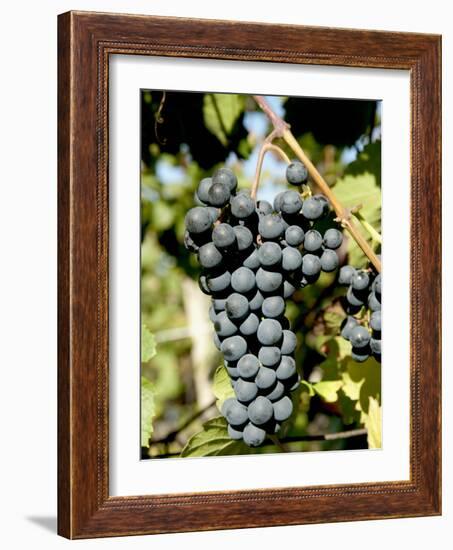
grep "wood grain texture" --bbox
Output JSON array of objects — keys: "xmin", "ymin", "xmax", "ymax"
[{"xmin": 57, "ymin": 10, "xmax": 442, "ymax": 539}]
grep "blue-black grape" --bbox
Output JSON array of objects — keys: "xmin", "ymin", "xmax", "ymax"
[
  {"xmin": 257, "ymin": 318, "xmax": 283, "ymax": 345},
  {"xmin": 248, "ymin": 396, "xmax": 274, "ymax": 425},
  {"xmin": 221, "ymin": 398, "xmax": 248, "ymax": 427},
  {"xmin": 256, "ymin": 268, "xmax": 283, "ymax": 293},
  {"xmin": 243, "ymin": 423, "xmax": 266, "ymax": 447},
  {"xmin": 301, "ymin": 197, "xmax": 324, "ymax": 220},
  {"xmin": 273, "ymin": 396, "xmax": 293, "ymax": 422},
  {"xmin": 231, "ymin": 193, "xmax": 255, "ymax": 219},
  {"xmin": 235, "ymin": 378, "xmax": 259, "ymax": 404},
  {"xmin": 320, "ymin": 249, "xmax": 339, "ymax": 272},
  {"xmin": 258, "ymin": 241, "xmax": 282, "ymax": 267},
  {"xmin": 233, "ymin": 225, "xmax": 253, "ymax": 251},
  {"xmin": 237, "ymin": 354, "xmax": 260, "ymax": 379},
  {"xmin": 258, "ymin": 214, "xmax": 285, "ymax": 240},
  {"xmin": 275, "ymin": 356, "xmax": 296, "ymax": 381},
  {"xmin": 198, "ymin": 242, "xmax": 223, "ymax": 269},
  {"xmin": 286, "ymin": 160, "xmax": 308, "ymax": 185},
  {"xmin": 255, "ymin": 366, "xmax": 277, "ymax": 390},
  {"xmin": 323, "ymin": 228, "xmax": 343, "ymax": 249},
  {"xmin": 302, "ymin": 254, "xmax": 321, "ymax": 276},
  {"xmin": 212, "ymin": 167, "xmax": 237, "ymax": 193},
  {"xmin": 349, "ymin": 325, "xmax": 371, "ymax": 348},
  {"xmin": 231, "ymin": 266, "xmax": 256, "ymax": 293},
  {"xmin": 285, "ymin": 225, "xmax": 305, "ymax": 246},
  {"xmin": 196, "ymin": 177, "xmax": 213, "ymax": 204},
  {"xmin": 212, "ymin": 223, "xmax": 235, "ymax": 249},
  {"xmin": 258, "ymin": 346, "xmax": 281, "ymax": 367},
  {"xmin": 206, "ymin": 270, "xmax": 231, "ymax": 293},
  {"xmin": 185, "ymin": 206, "xmax": 212, "ymax": 234},
  {"xmin": 282, "ymin": 247, "xmax": 302, "ymax": 272},
  {"xmin": 280, "ymin": 190, "xmax": 303, "ymax": 215},
  {"xmin": 262, "ymin": 296, "xmax": 285, "ymax": 318},
  {"xmin": 225, "ymin": 293, "xmax": 249, "ymax": 320},
  {"xmin": 281, "ymin": 330, "xmax": 297, "ymax": 355},
  {"xmin": 238, "ymin": 313, "xmax": 259, "ymax": 336},
  {"xmin": 214, "ymin": 311, "xmax": 238, "ymax": 338},
  {"xmin": 221, "ymin": 335, "xmax": 247, "ymax": 361},
  {"xmin": 304, "ymin": 230, "xmax": 323, "ymax": 252},
  {"xmin": 208, "ymin": 181, "xmax": 230, "ymax": 207}
]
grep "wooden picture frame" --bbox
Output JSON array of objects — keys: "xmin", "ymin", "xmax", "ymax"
[{"xmin": 58, "ymin": 10, "xmax": 442, "ymax": 539}]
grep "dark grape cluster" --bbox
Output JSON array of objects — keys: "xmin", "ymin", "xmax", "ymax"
[
  {"xmin": 338, "ymin": 265, "xmax": 381, "ymax": 363},
  {"xmin": 184, "ymin": 162, "xmax": 345, "ymax": 447}
]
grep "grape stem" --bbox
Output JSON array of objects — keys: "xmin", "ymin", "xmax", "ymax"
[
  {"xmin": 251, "ymin": 131, "xmax": 290, "ymax": 199},
  {"xmin": 252, "ymin": 95, "xmax": 382, "ymax": 273}
]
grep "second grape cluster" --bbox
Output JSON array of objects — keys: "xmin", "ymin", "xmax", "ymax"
[{"xmin": 184, "ymin": 162, "xmax": 345, "ymax": 447}]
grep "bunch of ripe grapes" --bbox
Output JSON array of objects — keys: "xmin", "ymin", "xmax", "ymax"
[{"xmin": 183, "ymin": 160, "xmax": 376, "ymax": 447}]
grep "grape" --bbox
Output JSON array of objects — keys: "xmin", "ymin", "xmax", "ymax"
[
  {"xmin": 368, "ymin": 291, "xmax": 381, "ymax": 312},
  {"xmin": 212, "ymin": 167, "xmax": 237, "ymax": 193},
  {"xmin": 185, "ymin": 206, "xmax": 212, "ymax": 234},
  {"xmin": 370, "ymin": 310, "xmax": 381, "ymax": 332},
  {"xmin": 255, "ymin": 366, "xmax": 277, "ymax": 390},
  {"xmin": 231, "ymin": 193, "xmax": 255, "ymax": 219},
  {"xmin": 225, "ymin": 363, "xmax": 239, "ymax": 379},
  {"xmin": 196, "ymin": 177, "xmax": 213, "ymax": 204},
  {"xmin": 214, "ymin": 311, "xmax": 238, "ymax": 338},
  {"xmin": 213, "ymin": 332, "xmax": 222, "ymax": 351},
  {"xmin": 373, "ymin": 274, "xmax": 382, "ymax": 295},
  {"xmin": 262, "ymin": 296, "xmax": 285, "ymax": 318},
  {"xmin": 324, "ymin": 228, "xmax": 343, "ymax": 249},
  {"xmin": 281, "ymin": 330, "xmax": 297, "ymax": 355},
  {"xmin": 273, "ymin": 396, "xmax": 294, "ymax": 422},
  {"xmin": 370, "ymin": 338, "xmax": 381, "ymax": 354},
  {"xmin": 273, "ymin": 191, "xmax": 286, "ymax": 213},
  {"xmin": 301, "ymin": 197, "xmax": 324, "ymax": 220},
  {"xmin": 302, "ymin": 254, "xmax": 321, "ymax": 277},
  {"xmin": 349, "ymin": 325, "xmax": 371, "ymax": 348},
  {"xmin": 304, "ymin": 230, "xmax": 323, "ymax": 252},
  {"xmin": 320, "ymin": 249, "xmax": 339, "ymax": 272},
  {"xmin": 198, "ymin": 274, "xmax": 211, "ymax": 295},
  {"xmin": 257, "ymin": 319, "xmax": 283, "ymax": 346},
  {"xmin": 243, "ymin": 247, "xmax": 261, "ymax": 269},
  {"xmin": 258, "ymin": 346, "xmax": 281, "ymax": 367},
  {"xmin": 208, "ymin": 182, "xmax": 230, "ymax": 207},
  {"xmin": 206, "ymin": 270, "xmax": 231, "ymax": 293},
  {"xmin": 338, "ymin": 265, "xmax": 356, "ymax": 285},
  {"xmin": 206, "ymin": 207, "xmax": 220, "ymax": 224},
  {"xmin": 225, "ymin": 293, "xmax": 249, "ymax": 321},
  {"xmin": 283, "ymin": 280, "xmax": 296, "ymax": 299},
  {"xmin": 282, "ymin": 247, "xmax": 302, "ymax": 271},
  {"xmin": 231, "ymin": 266, "xmax": 256, "ymax": 293},
  {"xmin": 221, "ymin": 398, "xmax": 248, "ymax": 427},
  {"xmin": 184, "ymin": 231, "xmax": 199, "ymax": 252},
  {"xmin": 237, "ymin": 354, "xmax": 260, "ymax": 380},
  {"xmin": 276, "ymin": 356, "xmax": 296, "ymax": 381},
  {"xmin": 351, "ymin": 346, "xmax": 370, "ymax": 363},
  {"xmin": 285, "ymin": 225, "xmax": 305, "ymax": 247},
  {"xmin": 249, "ymin": 289, "xmax": 264, "ymax": 311},
  {"xmin": 265, "ymin": 381, "xmax": 285, "ymax": 402},
  {"xmin": 239, "ymin": 313, "xmax": 259, "ymax": 336},
  {"xmin": 212, "ymin": 223, "xmax": 235, "ymax": 249},
  {"xmin": 351, "ymin": 271, "xmax": 370, "ymax": 291},
  {"xmin": 346, "ymin": 286, "xmax": 365, "ymax": 307},
  {"xmin": 256, "ymin": 268, "xmax": 283, "ymax": 293},
  {"xmin": 221, "ymin": 335, "xmax": 247, "ymax": 361},
  {"xmin": 248, "ymin": 396, "xmax": 274, "ymax": 425},
  {"xmin": 198, "ymin": 242, "xmax": 223, "ymax": 269},
  {"xmin": 212, "ymin": 297, "xmax": 226, "ymax": 312},
  {"xmin": 227, "ymin": 424, "xmax": 243, "ymax": 440},
  {"xmin": 233, "ymin": 225, "xmax": 253, "ymax": 251},
  {"xmin": 280, "ymin": 190, "xmax": 303, "ymax": 215},
  {"xmin": 257, "ymin": 200, "xmax": 273, "ymax": 216},
  {"xmin": 258, "ymin": 214, "xmax": 285, "ymax": 240},
  {"xmin": 286, "ymin": 160, "xmax": 308, "ymax": 185},
  {"xmin": 258, "ymin": 241, "xmax": 282, "ymax": 267},
  {"xmin": 209, "ymin": 306, "xmax": 218, "ymax": 323},
  {"xmin": 340, "ymin": 316, "xmax": 358, "ymax": 340},
  {"xmin": 243, "ymin": 423, "xmax": 266, "ymax": 447},
  {"xmin": 235, "ymin": 378, "xmax": 259, "ymax": 404}
]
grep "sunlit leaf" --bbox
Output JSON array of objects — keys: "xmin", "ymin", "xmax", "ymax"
[
  {"xmin": 203, "ymin": 94, "xmax": 245, "ymax": 146},
  {"xmin": 213, "ymin": 365, "xmax": 235, "ymax": 411},
  {"xmin": 141, "ymin": 324, "xmax": 156, "ymax": 363},
  {"xmin": 313, "ymin": 380, "xmax": 343, "ymax": 403},
  {"xmin": 141, "ymin": 376, "xmax": 156, "ymax": 447},
  {"xmin": 181, "ymin": 417, "xmax": 249, "ymax": 457},
  {"xmin": 364, "ymin": 396, "xmax": 382, "ymax": 448},
  {"xmin": 333, "ymin": 172, "xmax": 381, "ymax": 267}
]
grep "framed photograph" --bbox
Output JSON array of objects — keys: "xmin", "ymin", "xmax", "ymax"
[{"xmin": 58, "ymin": 11, "xmax": 441, "ymax": 538}]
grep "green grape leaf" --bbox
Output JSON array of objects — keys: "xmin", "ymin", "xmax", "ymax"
[
  {"xmin": 313, "ymin": 380, "xmax": 343, "ymax": 403},
  {"xmin": 363, "ymin": 396, "xmax": 382, "ymax": 448},
  {"xmin": 342, "ymin": 357, "xmax": 381, "ymax": 414},
  {"xmin": 181, "ymin": 417, "xmax": 249, "ymax": 457},
  {"xmin": 333, "ymin": 172, "xmax": 381, "ymax": 267},
  {"xmin": 203, "ymin": 94, "xmax": 245, "ymax": 146},
  {"xmin": 300, "ymin": 380, "xmax": 315, "ymax": 396},
  {"xmin": 212, "ymin": 365, "xmax": 235, "ymax": 411},
  {"xmin": 141, "ymin": 376, "xmax": 156, "ymax": 447},
  {"xmin": 141, "ymin": 324, "xmax": 156, "ymax": 363}
]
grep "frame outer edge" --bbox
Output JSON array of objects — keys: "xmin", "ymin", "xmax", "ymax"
[{"xmin": 57, "ymin": 11, "xmax": 73, "ymax": 539}]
